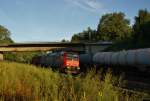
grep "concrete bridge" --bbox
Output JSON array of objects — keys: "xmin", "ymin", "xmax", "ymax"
[{"xmin": 0, "ymin": 42, "xmax": 112, "ymax": 60}]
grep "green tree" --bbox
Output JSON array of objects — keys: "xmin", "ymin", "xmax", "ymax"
[
  {"xmin": 71, "ymin": 34, "xmax": 80, "ymax": 42},
  {"xmin": 71, "ymin": 27, "xmax": 97, "ymax": 42},
  {"xmin": 61, "ymin": 39, "xmax": 69, "ymax": 42},
  {"xmin": 133, "ymin": 9, "xmax": 150, "ymax": 40},
  {"xmin": 0, "ymin": 25, "xmax": 13, "ymax": 44},
  {"xmin": 97, "ymin": 12, "xmax": 132, "ymax": 41}
]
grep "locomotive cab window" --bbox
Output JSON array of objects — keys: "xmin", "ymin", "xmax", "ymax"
[{"xmin": 67, "ymin": 53, "xmax": 79, "ymax": 60}]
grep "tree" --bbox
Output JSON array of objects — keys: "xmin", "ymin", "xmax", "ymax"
[
  {"xmin": 0, "ymin": 25, "xmax": 13, "ymax": 44},
  {"xmin": 71, "ymin": 34, "xmax": 80, "ymax": 42},
  {"xmin": 133, "ymin": 9, "xmax": 150, "ymax": 40},
  {"xmin": 61, "ymin": 39, "xmax": 70, "ymax": 42},
  {"xmin": 71, "ymin": 27, "xmax": 97, "ymax": 42},
  {"xmin": 97, "ymin": 12, "xmax": 132, "ymax": 41}
]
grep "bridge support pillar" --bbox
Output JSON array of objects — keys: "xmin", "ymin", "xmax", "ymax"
[{"xmin": 0, "ymin": 52, "xmax": 4, "ymax": 61}]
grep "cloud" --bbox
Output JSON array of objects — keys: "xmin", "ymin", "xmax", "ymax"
[
  {"xmin": 85, "ymin": 0, "xmax": 102, "ymax": 9},
  {"xmin": 64, "ymin": 0, "xmax": 103, "ymax": 13}
]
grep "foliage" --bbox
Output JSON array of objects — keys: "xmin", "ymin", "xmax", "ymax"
[
  {"xmin": 97, "ymin": 12, "xmax": 132, "ymax": 41},
  {"xmin": 71, "ymin": 12, "xmax": 132, "ymax": 43},
  {"xmin": 0, "ymin": 61, "xmax": 145, "ymax": 101},
  {"xmin": 4, "ymin": 52, "xmax": 43, "ymax": 63},
  {"xmin": 61, "ymin": 39, "xmax": 70, "ymax": 42},
  {"xmin": 0, "ymin": 25, "xmax": 13, "ymax": 44},
  {"xmin": 71, "ymin": 27, "xmax": 97, "ymax": 42},
  {"xmin": 0, "ymin": 25, "xmax": 43, "ymax": 63},
  {"xmin": 105, "ymin": 37, "xmax": 150, "ymax": 51},
  {"xmin": 106, "ymin": 9, "xmax": 150, "ymax": 51},
  {"xmin": 133, "ymin": 9, "xmax": 150, "ymax": 40}
]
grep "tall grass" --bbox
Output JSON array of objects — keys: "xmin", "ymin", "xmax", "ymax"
[{"xmin": 0, "ymin": 61, "xmax": 146, "ymax": 101}]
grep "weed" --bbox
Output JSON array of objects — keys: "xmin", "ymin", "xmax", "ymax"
[{"xmin": 0, "ymin": 61, "xmax": 146, "ymax": 101}]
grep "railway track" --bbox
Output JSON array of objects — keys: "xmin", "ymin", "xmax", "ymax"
[
  {"xmin": 112, "ymin": 68, "xmax": 150, "ymax": 101},
  {"xmin": 113, "ymin": 75, "xmax": 150, "ymax": 100},
  {"xmin": 101, "ymin": 66, "xmax": 150, "ymax": 99},
  {"xmin": 120, "ymin": 71, "xmax": 150, "ymax": 93},
  {"xmin": 118, "ymin": 80, "xmax": 150, "ymax": 94},
  {"xmin": 114, "ymin": 86, "xmax": 150, "ymax": 101}
]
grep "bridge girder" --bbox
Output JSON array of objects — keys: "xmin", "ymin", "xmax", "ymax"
[
  {"xmin": 0, "ymin": 47, "xmax": 84, "ymax": 52},
  {"xmin": 0, "ymin": 42, "xmax": 112, "ymax": 52}
]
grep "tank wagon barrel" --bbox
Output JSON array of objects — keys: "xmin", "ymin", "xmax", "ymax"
[{"xmin": 93, "ymin": 48, "xmax": 150, "ymax": 67}]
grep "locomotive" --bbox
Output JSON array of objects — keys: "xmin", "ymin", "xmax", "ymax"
[{"xmin": 32, "ymin": 51, "xmax": 80, "ymax": 74}]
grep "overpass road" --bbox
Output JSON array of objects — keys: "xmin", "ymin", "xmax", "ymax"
[{"xmin": 0, "ymin": 42, "xmax": 112, "ymax": 60}]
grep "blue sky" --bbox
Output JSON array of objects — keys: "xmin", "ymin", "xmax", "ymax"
[{"xmin": 0, "ymin": 0, "xmax": 150, "ymax": 42}]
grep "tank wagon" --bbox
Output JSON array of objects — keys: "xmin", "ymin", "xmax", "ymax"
[
  {"xmin": 93, "ymin": 48, "xmax": 150, "ymax": 71},
  {"xmin": 79, "ymin": 48, "xmax": 150, "ymax": 72},
  {"xmin": 32, "ymin": 51, "xmax": 80, "ymax": 74}
]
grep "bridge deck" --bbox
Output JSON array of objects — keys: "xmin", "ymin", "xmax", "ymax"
[{"xmin": 0, "ymin": 42, "xmax": 112, "ymax": 52}]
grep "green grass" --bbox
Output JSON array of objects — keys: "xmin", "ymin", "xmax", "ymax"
[{"xmin": 0, "ymin": 61, "xmax": 146, "ymax": 101}]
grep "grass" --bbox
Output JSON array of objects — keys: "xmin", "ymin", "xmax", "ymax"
[{"xmin": 0, "ymin": 61, "xmax": 147, "ymax": 101}]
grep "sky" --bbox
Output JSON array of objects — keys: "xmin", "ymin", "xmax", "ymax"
[{"xmin": 0, "ymin": 0, "xmax": 150, "ymax": 42}]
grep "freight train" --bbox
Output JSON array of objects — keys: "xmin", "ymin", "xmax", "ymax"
[
  {"xmin": 32, "ymin": 51, "xmax": 80, "ymax": 74},
  {"xmin": 32, "ymin": 48, "xmax": 150, "ymax": 74}
]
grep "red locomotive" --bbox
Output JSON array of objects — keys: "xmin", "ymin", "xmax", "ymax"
[{"xmin": 32, "ymin": 51, "xmax": 80, "ymax": 74}]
